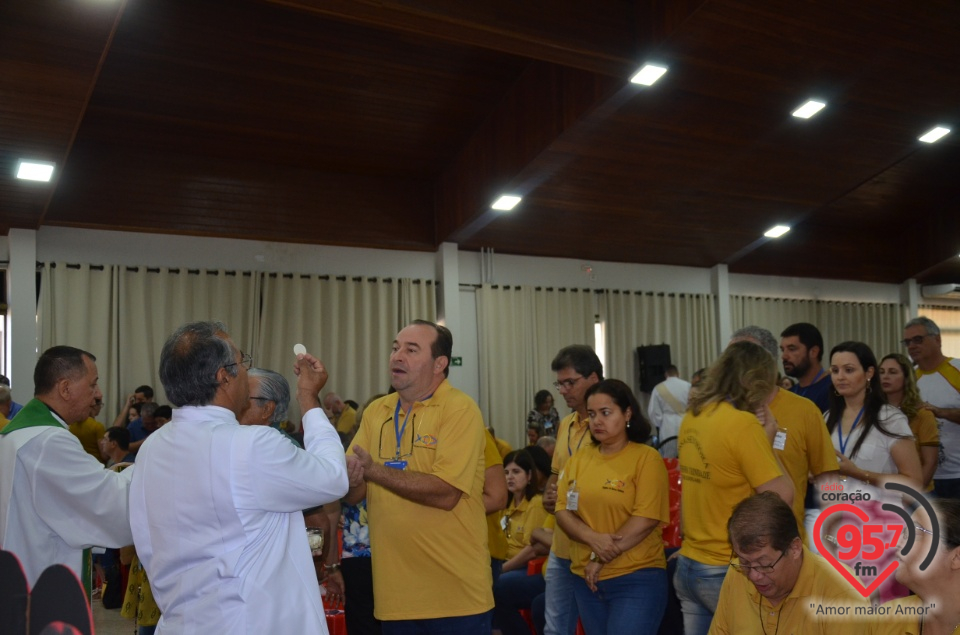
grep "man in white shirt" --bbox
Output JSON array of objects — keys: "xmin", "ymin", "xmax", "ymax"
[
  {"xmin": 129, "ymin": 321, "xmax": 349, "ymax": 634},
  {"xmin": 648, "ymin": 364, "xmax": 691, "ymax": 458},
  {"xmin": 904, "ymin": 316, "xmax": 960, "ymax": 499},
  {"xmin": 0, "ymin": 346, "xmax": 133, "ymax": 587}
]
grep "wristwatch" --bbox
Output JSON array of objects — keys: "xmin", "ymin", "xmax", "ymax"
[
  {"xmin": 589, "ymin": 551, "xmax": 600, "ymax": 563},
  {"xmin": 325, "ymin": 563, "xmax": 341, "ymax": 573}
]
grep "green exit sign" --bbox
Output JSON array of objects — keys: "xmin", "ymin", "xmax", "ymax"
[{"xmin": 451, "ymin": 356, "xmax": 463, "ymax": 367}]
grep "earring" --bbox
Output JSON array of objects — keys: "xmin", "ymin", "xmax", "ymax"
[{"xmin": 833, "ymin": 388, "xmax": 840, "ymax": 397}]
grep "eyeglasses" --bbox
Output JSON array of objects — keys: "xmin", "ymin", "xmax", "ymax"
[
  {"xmin": 249, "ymin": 396, "xmax": 270, "ymax": 403},
  {"xmin": 553, "ymin": 376, "xmax": 583, "ymax": 391},
  {"xmin": 729, "ymin": 550, "xmax": 785, "ymax": 575},
  {"xmin": 914, "ymin": 523, "xmax": 934, "ymax": 537},
  {"xmin": 225, "ymin": 352, "xmax": 253, "ymax": 371},
  {"xmin": 379, "ymin": 415, "xmax": 415, "ymax": 460},
  {"xmin": 901, "ymin": 334, "xmax": 931, "ymax": 347}
]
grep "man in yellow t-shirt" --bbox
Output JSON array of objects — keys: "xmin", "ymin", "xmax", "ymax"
[
  {"xmin": 543, "ymin": 344, "xmax": 602, "ymax": 635},
  {"xmin": 68, "ymin": 399, "xmax": 107, "ymax": 463},
  {"xmin": 730, "ymin": 327, "xmax": 840, "ymax": 545},
  {"xmin": 710, "ymin": 492, "xmax": 867, "ymax": 635},
  {"xmin": 346, "ymin": 321, "xmax": 492, "ymax": 632},
  {"xmin": 323, "ymin": 392, "xmax": 357, "ymax": 435}
]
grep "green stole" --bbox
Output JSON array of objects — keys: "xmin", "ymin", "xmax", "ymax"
[{"xmin": 0, "ymin": 399, "xmax": 93, "ymax": 599}]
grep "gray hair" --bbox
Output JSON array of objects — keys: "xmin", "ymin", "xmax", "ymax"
[
  {"xmin": 730, "ymin": 325, "xmax": 779, "ymax": 360},
  {"xmin": 140, "ymin": 402, "xmax": 159, "ymax": 418},
  {"xmin": 904, "ymin": 316, "xmax": 940, "ymax": 336},
  {"xmin": 160, "ymin": 321, "xmax": 236, "ymax": 407},
  {"xmin": 537, "ymin": 436, "xmax": 557, "ymax": 452},
  {"xmin": 248, "ymin": 368, "xmax": 290, "ymax": 425}
]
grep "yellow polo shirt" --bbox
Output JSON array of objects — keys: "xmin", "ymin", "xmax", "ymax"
[
  {"xmin": 503, "ymin": 494, "xmax": 547, "ymax": 560},
  {"xmin": 710, "ymin": 546, "xmax": 867, "ymax": 634},
  {"xmin": 348, "ymin": 380, "xmax": 492, "ymax": 620},
  {"xmin": 550, "ymin": 411, "xmax": 590, "ymax": 560},
  {"xmin": 866, "ymin": 595, "xmax": 954, "ymax": 635},
  {"xmin": 769, "ymin": 389, "xmax": 839, "ymax": 542},
  {"xmin": 556, "ymin": 443, "xmax": 669, "ymax": 580},
  {"xmin": 69, "ymin": 417, "xmax": 106, "ymax": 463},
  {"xmin": 335, "ymin": 404, "xmax": 357, "ymax": 434},
  {"xmin": 485, "ymin": 431, "xmax": 508, "ymax": 560},
  {"xmin": 678, "ymin": 402, "xmax": 784, "ymax": 565}
]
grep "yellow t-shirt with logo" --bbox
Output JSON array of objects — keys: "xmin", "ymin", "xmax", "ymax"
[
  {"xmin": 485, "ymin": 431, "xmax": 508, "ymax": 560},
  {"xmin": 550, "ymin": 411, "xmax": 590, "ymax": 559},
  {"xmin": 769, "ymin": 389, "xmax": 839, "ymax": 542},
  {"xmin": 556, "ymin": 442, "xmax": 669, "ymax": 580},
  {"xmin": 348, "ymin": 380, "xmax": 492, "ymax": 620},
  {"xmin": 678, "ymin": 401, "xmax": 784, "ymax": 566},
  {"xmin": 335, "ymin": 404, "xmax": 357, "ymax": 435},
  {"xmin": 503, "ymin": 494, "xmax": 547, "ymax": 560}
]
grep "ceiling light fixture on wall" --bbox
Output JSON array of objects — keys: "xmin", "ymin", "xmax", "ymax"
[
  {"xmin": 16, "ymin": 160, "xmax": 55, "ymax": 182},
  {"xmin": 918, "ymin": 126, "xmax": 951, "ymax": 143},
  {"xmin": 630, "ymin": 64, "xmax": 667, "ymax": 86},
  {"xmin": 764, "ymin": 225, "xmax": 791, "ymax": 238},
  {"xmin": 791, "ymin": 100, "xmax": 826, "ymax": 119},
  {"xmin": 491, "ymin": 195, "xmax": 522, "ymax": 211}
]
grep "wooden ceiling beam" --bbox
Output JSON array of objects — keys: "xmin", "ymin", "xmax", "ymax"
[{"xmin": 265, "ymin": 0, "xmax": 642, "ymax": 78}]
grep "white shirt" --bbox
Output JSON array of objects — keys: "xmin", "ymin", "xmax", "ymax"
[
  {"xmin": 648, "ymin": 376, "xmax": 691, "ymax": 458},
  {"xmin": 916, "ymin": 358, "xmax": 960, "ymax": 479},
  {"xmin": 0, "ymin": 414, "xmax": 134, "ymax": 586},
  {"xmin": 129, "ymin": 405, "xmax": 348, "ymax": 635},
  {"xmin": 829, "ymin": 404, "xmax": 913, "ymax": 502}
]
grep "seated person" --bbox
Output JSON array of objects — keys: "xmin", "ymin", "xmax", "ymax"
[
  {"xmin": 494, "ymin": 514, "xmax": 554, "ymax": 635},
  {"xmin": 101, "ymin": 426, "xmax": 136, "ymax": 467},
  {"xmin": 154, "ymin": 405, "xmax": 173, "ymax": 427},
  {"xmin": 710, "ymin": 492, "xmax": 866, "ymax": 634}
]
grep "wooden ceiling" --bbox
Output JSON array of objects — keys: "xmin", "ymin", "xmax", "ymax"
[{"xmin": 3, "ymin": 0, "xmax": 959, "ymax": 284}]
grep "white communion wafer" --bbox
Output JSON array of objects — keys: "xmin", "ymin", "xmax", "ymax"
[{"xmin": 293, "ymin": 343, "xmax": 307, "ymax": 356}]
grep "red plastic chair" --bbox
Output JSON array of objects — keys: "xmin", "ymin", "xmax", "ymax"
[{"xmin": 662, "ymin": 458, "xmax": 682, "ymax": 548}]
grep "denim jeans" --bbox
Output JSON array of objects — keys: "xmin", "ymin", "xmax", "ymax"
[
  {"xmin": 493, "ymin": 569, "xmax": 547, "ymax": 635},
  {"xmin": 934, "ymin": 477, "xmax": 960, "ymax": 499},
  {"xmin": 543, "ymin": 553, "xmax": 579, "ymax": 635},
  {"xmin": 673, "ymin": 554, "xmax": 727, "ymax": 635},
  {"xmin": 574, "ymin": 568, "xmax": 667, "ymax": 635},
  {"xmin": 380, "ymin": 610, "xmax": 492, "ymax": 635}
]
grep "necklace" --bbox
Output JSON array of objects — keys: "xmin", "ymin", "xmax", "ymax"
[{"xmin": 758, "ymin": 596, "xmax": 784, "ymax": 635}]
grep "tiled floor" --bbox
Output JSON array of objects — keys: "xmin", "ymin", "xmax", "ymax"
[{"xmin": 92, "ymin": 601, "xmax": 135, "ymax": 635}]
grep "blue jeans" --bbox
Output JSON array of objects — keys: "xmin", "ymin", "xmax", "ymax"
[
  {"xmin": 574, "ymin": 568, "xmax": 667, "ymax": 635},
  {"xmin": 494, "ymin": 569, "xmax": 546, "ymax": 635},
  {"xmin": 673, "ymin": 555, "xmax": 727, "ymax": 635},
  {"xmin": 543, "ymin": 553, "xmax": 579, "ymax": 635},
  {"xmin": 934, "ymin": 478, "xmax": 960, "ymax": 499},
  {"xmin": 381, "ymin": 611, "xmax": 492, "ymax": 635}
]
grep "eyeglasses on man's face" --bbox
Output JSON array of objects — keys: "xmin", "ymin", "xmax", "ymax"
[
  {"xmin": 729, "ymin": 549, "xmax": 785, "ymax": 575},
  {"xmin": 225, "ymin": 352, "xmax": 253, "ymax": 371},
  {"xmin": 901, "ymin": 334, "xmax": 932, "ymax": 347},
  {"xmin": 553, "ymin": 376, "xmax": 583, "ymax": 392}
]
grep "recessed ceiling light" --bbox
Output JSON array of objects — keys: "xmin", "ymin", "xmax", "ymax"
[
  {"xmin": 791, "ymin": 100, "xmax": 826, "ymax": 119},
  {"xmin": 491, "ymin": 195, "xmax": 522, "ymax": 211},
  {"xmin": 764, "ymin": 225, "xmax": 791, "ymax": 238},
  {"xmin": 16, "ymin": 160, "xmax": 55, "ymax": 182},
  {"xmin": 630, "ymin": 64, "xmax": 668, "ymax": 86},
  {"xmin": 918, "ymin": 126, "xmax": 951, "ymax": 143}
]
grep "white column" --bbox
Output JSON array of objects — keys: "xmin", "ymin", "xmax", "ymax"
[
  {"xmin": 7, "ymin": 229, "xmax": 38, "ymax": 404},
  {"xmin": 712, "ymin": 264, "xmax": 731, "ymax": 355},
  {"xmin": 435, "ymin": 241, "xmax": 461, "ymax": 342},
  {"xmin": 901, "ymin": 279, "xmax": 920, "ymax": 319}
]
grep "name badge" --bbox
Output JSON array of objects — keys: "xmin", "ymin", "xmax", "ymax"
[
  {"xmin": 385, "ymin": 460, "xmax": 408, "ymax": 470},
  {"xmin": 773, "ymin": 429, "xmax": 787, "ymax": 451},
  {"xmin": 500, "ymin": 516, "xmax": 508, "ymax": 531},
  {"xmin": 566, "ymin": 490, "xmax": 579, "ymax": 511}
]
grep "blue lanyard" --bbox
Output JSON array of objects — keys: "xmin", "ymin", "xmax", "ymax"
[
  {"xmin": 837, "ymin": 406, "xmax": 865, "ymax": 456},
  {"xmin": 393, "ymin": 400, "xmax": 412, "ymax": 460}
]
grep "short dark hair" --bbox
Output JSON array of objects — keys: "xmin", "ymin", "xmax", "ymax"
[
  {"xmin": 534, "ymin": 389, "xmax": 552, "ymax": 409},
  {"xmin": 411, "ymin": 319, "xmax": 453, "ymax": 378},
  {"xmin": 34, "ymin": 346, "xmax": 96, "ymax": 396},
  {"xmin": 780, "ymin": 322, "xmax": 824, "ymax": 362},
  {"xmin": 154, "ymin": 405, "xmax": 173, "ymax": 419},
  {"xmin": 105, "ymin": 426, "xmax": 131, "ymax": 450},
  {"xmin": 584, "ymin": 379, "xmax": 651, "ymax": 444},
  {"xmin": 551, "ymin": 345, "xmax": 603, "ymax": 381},
  {"xmin": 159, "ymin": 321, "xmax": 236, "ymax": 407},
  {"xmin": 728, "ymin": 491, "xmax": 800, "ymax": 554},
  {"xmin": 135, "ymin": 385, "xmax": 155, "ymax": 399},
  {"xmin": 0, "ymin": 374, "xmax": 10, "ymax": 387}
]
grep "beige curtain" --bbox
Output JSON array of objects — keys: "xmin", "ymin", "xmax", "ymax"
[
  {"xmin": 117, "ymin": 267, "xmax": 261, "ymax": 412},
  {"xmin": 600, "ymin": 291, "xmax": 718, "ymax": 391},
  {"xmin": 257, "ymin": 275, "xmax": 435, "ymax": 427},
  {"xmin": 475, "ymin": 285, "xmax": 594, "ymax": 447},
  {"xmin": 732, "ymin": 296, "xmax": 907, "ymax": 362},
  {"xmin": 38, "ymin": 263, "xmax": 121, "ymax": 413}
]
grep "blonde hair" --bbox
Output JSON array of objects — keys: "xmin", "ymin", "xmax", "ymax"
[
  {"xmin": 688, "ymin": 341, "xmax": 777, "ymax": 415},
  {"xmin": 880, "ymin": 353, "xmax": 923, "ymax": 418}
]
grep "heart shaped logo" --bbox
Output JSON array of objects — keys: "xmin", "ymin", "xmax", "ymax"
[{"xmin": 813, "ymin": 503, "xmax": 900, "ymax": 597}]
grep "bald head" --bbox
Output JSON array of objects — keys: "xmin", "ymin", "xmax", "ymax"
[{"xmin": 323, "ymin": 393, "xmax": 344, "ymax": 416}]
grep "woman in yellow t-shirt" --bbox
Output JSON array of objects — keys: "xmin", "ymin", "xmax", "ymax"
[
  {"xmin": 880, "ymin": 353, "xmax": 940, "ymax": 490},
  {"xmin": 555, "ymin": 379, "xmax": 670, "ymax": 634},
  {"xmin": 501, "ymin": 449, "xmax": 548, "ymax": 572}
]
